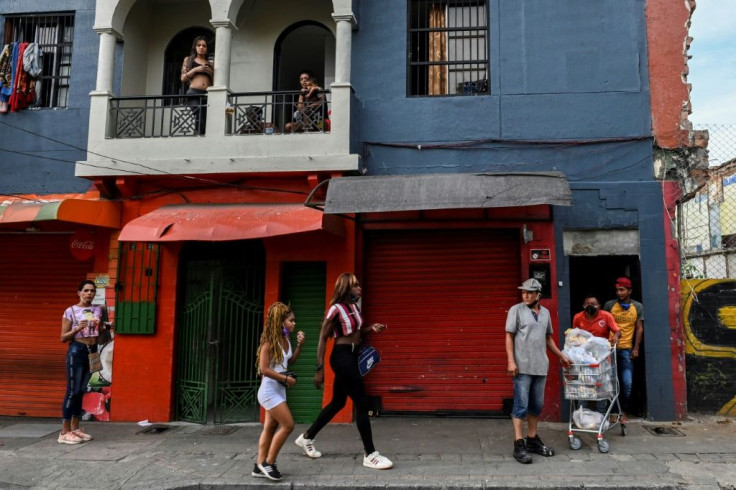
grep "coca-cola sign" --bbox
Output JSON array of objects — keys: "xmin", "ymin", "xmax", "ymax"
[{"xmin": 69, "ymin": 230, "xmax": 96, "ymax": 261}]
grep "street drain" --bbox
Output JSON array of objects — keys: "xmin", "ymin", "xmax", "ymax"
[
  {"xmin": 201, "ymin": 426, "xmax": 239, "ymax": 436},
  {"xmin": 137, "ymin": 424, "xmax": 174, "ymax": 435},
  {"xmin": 643, "ymin": 425, "xmax": 685, "ymax": 437}
]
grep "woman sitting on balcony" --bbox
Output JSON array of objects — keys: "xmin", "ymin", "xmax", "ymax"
[
  {"xmin": 285, "ymin": 71, "xmax": 325, "ymax": 133},
  {"xmin": 181, "ymin": 36, "xmax": 213, "ymax": 135}
]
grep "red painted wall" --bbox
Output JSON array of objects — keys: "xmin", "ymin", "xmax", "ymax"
[
  {"xmin": 646, "ymin": 0, "xmax": 693, "ymax": 149},
  {"xmin": 647, "ymin": 0, "xmax": 693, "ymax": 419},
  {"xmin": 109, "ymin": 176, "xmax": 357, "ymax": 422},
  {"xmin": 110, "ymin": 242, "xmax": 181, "ymax": 422},
  {"xmin": 519, "ymin": 219, "xmax": 563, "ymax": 420},
  {"xmin": 662, "ymin": 181, "xmax": 688, "ymax": 419}
]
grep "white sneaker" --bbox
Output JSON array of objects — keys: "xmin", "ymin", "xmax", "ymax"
[
  {"xmin": 363, "ymin": 451, "xmax": 393, "ymax": 470},
  {"xmin": 295, "ymin": 433, "xmax": 322, "ymax": 458}
]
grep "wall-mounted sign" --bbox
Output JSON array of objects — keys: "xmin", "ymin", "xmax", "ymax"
[
  {"xmin": 530, "ymin": 249, "xmax": 551, "ymax": 262},
  {"xmin": 69, "ymin": 230, "xmax": 95, "ymax": 261}
]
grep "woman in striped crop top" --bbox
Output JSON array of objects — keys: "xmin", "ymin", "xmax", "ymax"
[{"xmin": 294, "ymin": 273, "xmax": 393, "ymax": 470}]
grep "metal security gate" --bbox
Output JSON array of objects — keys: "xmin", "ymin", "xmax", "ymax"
[
  {"xmin": 175, "ymin": 242, "xmax": 265, "ymax": 424},
  {"xmin": 280, "ymin": 262, "xmax": 327, "ymax": 422},
  {"xmin": 0, "ymin": 234, "xmax": 92, "ymax": 416},
  {"xmin": 362, "ymin": 228, "xmax": 520, "ymax": 415}
]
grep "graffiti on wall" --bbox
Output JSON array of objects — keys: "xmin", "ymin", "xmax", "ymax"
[{"xmin": 682, "ymin": 279, "xmax": 736, "ymax": 415}]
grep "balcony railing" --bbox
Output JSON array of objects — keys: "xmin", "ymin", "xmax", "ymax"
[
  {"xmin": 227, "ymin": 90, "xmax": 331, "ymax": 136},
  {"xmin": 109, "ymin": 94, "xmax": 206, "ymax": 138},
  {"xmin": 108, "ymin": 90, "xmax": 331, "ymax": 139}
]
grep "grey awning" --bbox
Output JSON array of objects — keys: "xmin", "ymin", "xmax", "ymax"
[{"xmin": 317, "ymin": 172, "xmax": 571, "ymax": 214}]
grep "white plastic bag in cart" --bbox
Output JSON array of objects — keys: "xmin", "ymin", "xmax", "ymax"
[
  {"xmin": 584, "ymin": 337, "xmax": 612, "ymax": 362},
  {"xmin": 572, "ymin": 406, "xmax": 610, "ymax": 430},
  {"xmin": 564, "ymin": 328, "xmax": 592, "ymax": 349},
  {"xmin": 563, "ymin": 346, "xmax": 597, "ymax": 365}
]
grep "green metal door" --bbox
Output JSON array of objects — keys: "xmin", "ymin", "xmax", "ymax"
[
  {"xmin": 213, "ymin": 265, "xmax": 264, "ymax": 424},
  {"xmin": 281, "ymin": 262, "xmax": 327, "ymax": 422},
  {"xmin": 176, "ymin": 266, "xmax": 214, "ymax": 423},
  {"xmin": 175, "ymin": 242, "xmax": 265, "ymax": 424}
]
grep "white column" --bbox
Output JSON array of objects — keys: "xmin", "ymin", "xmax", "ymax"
[
  {"xmin": 331, "ymin": 14, "xmax": 356, "ymax": 85},
  {"xmin": 94, "ymin": 28, "xmax": 119, "ymax": 93},
  {"xmin": 210, "ymin": 20, "xmax": 236, "ymax": 88}
]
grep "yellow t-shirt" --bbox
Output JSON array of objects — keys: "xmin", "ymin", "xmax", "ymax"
[{"xmin": 603, "ymin": 300, "xmax": 643, "ymax": 349}]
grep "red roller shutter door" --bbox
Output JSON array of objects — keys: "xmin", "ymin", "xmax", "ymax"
[
  {"xmin": 362, "ymin": 229, "xmax": 520, "ymax": 414},
  {"xmin": 0, "ymin": 234, "xmax": 92, "ymax": 417}
]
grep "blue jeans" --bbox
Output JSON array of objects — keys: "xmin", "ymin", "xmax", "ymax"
[
  {"xmin": 616, "ymin": 348, "xmax": 633, "ymax": 412},
  {"xmin": 62, "ymin": 341, "xmax": 94, "ymax": 420},
  {"xmin": 512, "ymin": 374, "xmax": 546, "ymax": 419}
]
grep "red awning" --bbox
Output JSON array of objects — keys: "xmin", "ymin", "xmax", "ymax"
[
  {"xmin": 0, "ymin": 199, "xmax": 120, "ymax": 228},
  {"xmin": 118, "ymin": 203, "xmax": 337, "ymax": 242}
]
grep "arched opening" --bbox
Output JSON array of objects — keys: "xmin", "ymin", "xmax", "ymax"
[
  {"xmin": 162, "ymin": 27, "xmax": 215, "ymax": 96},
  {"xmin": 273, "ymin": 21, "xmax": 334, "ymax": 92}
]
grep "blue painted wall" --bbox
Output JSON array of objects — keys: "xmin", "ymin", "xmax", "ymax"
[
  {"xmin": 0, "ymin": 0, "xmax": 97, "ymax": 195},
  {"xmin": 352, "ymin": 1, "xmax": 676, "ymax": 418}
]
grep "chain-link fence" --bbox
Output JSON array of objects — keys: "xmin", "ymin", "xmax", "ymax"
[{"xmin": 679, "ymin": 124, "xmax": 736, "ymax": 279}]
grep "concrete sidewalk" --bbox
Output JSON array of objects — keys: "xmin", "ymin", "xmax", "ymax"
[{"xmin": 0, "ymin": 415, "xmax": 734, "ymax": 489}]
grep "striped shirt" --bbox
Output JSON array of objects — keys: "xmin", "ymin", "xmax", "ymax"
[{"xmin": 327, "ymin": 302, "xmax": 363, "ymax": 337}]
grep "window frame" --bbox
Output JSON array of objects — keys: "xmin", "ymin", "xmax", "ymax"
[
  {"xmin": 407, "ymin": 0, "xmax": 490, "ymax": 97},
  {"xmin": 2, "ymin": 12, "xmax": 75, "ymax": 108}
]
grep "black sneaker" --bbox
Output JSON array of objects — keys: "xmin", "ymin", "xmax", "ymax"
[
  {"xmin": 513, "ymin": 438, "xmax": 532, "ymax": 464},
  {"xmin": 257, "ymin": 461, "xmax": 282, "ymax": 481},
  {"xmin": 525, "ymin": 434, "xmax": 555, "ymax": 457},
  {"xmin": 251, "ymin": 463, "xmax": 265, "ymax": 478}
]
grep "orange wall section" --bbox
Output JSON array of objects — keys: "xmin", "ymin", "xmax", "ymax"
[{"xmin": 110, "ymin": 242, "xmax": 181, "ymax": 422}]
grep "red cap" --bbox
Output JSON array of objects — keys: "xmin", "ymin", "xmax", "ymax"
[{"xmin": 615, "ymin": 277, "xmax": 632, "ymax": 289}]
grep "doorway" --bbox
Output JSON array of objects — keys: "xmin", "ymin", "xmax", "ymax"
[
  {"xmin": 174, "ymin": 241, "xmax": 265, "ymax": 424},
  {"xmin": 273, "ymin": 21, "xmax": 334, "ymax": 129},
  {"xmin": 568, "ymin": 255, "xmax": 647, "ymax": 417}
]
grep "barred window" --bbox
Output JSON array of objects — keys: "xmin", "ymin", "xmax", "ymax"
[
  {"xmin": 3, "ymin": 13, "xmax": 74, "ymax": 108},
  {"xmin": 408, "ymin": 0, "xmax": 489, "ymax": 96}
]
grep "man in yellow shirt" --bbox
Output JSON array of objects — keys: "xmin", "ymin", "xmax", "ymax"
[{"xmin": 603, "ymin": 277, "xmax": 643, "ymax": 420}]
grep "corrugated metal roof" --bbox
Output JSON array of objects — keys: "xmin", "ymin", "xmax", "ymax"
[{"xmin": 320, "ymin": 172, "xmax": 572, "ymax": 214}]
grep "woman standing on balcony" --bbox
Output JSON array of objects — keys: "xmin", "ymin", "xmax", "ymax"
[{"xmin": 181, "ymin": 36, "xmax": 213, "ymax": 135}]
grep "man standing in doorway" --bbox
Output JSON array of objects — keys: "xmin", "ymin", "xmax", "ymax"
[
  {"xmin": 604, "ymin": 277, "xmax": 643, "ymax": 420},
  {"xmin": 505, "ymin": 278, "xmax": 570, "ymax": 464}
]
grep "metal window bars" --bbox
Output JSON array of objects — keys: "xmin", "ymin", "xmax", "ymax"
[
  {"xmin": 3, "ymin": 12, "xmax": 74, "ymax": 108},
  {"xmin": 408, "ymin": 0, "xmax": 489, "ymax": 96}
]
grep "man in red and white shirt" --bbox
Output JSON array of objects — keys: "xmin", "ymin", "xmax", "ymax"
[{"xmin": 572, "ymin": 295, "xmax": 621, "ymax": 345}]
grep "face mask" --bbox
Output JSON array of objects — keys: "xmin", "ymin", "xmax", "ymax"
[{"xmin": 585, "ymin": 304, "xmax": 598, "ymax": 316}]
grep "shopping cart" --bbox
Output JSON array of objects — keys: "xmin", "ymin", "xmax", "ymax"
[{"xmin": 562, "ymin": 346, "xmax": 626, "ymax": 453}]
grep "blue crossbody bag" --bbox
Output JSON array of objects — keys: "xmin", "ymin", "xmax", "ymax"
[{"xmin": 358, "ymin": 345, "xmax": 380, "ymax": 376}]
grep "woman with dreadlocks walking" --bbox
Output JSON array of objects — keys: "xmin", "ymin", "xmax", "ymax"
[{"xmin": 253, "ymin": 302, "xmax": 305, "ymax": 481}]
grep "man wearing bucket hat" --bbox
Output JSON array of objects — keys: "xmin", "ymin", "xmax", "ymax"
[
  {"xmin": 603, "ymin": 276, "xmax": 643, "ymax": 420},
  {"xmin": 505, "ymin": 278, "xmax": 570, "ymax": 464}
]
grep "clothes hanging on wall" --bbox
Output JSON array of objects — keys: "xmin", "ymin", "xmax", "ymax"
[{"xmin": 0, "ymin": 42, "xmax": 43, "ymax": 113}]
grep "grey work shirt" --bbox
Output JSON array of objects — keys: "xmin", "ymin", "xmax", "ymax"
[{"xmin": 505, "ymin": 302, "xmax": 554, "ymax": 376}]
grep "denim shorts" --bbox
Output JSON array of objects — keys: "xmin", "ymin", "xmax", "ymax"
[{"xmin": 512, "ymin": 374, "xmax": 546, "ymax": 419}]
